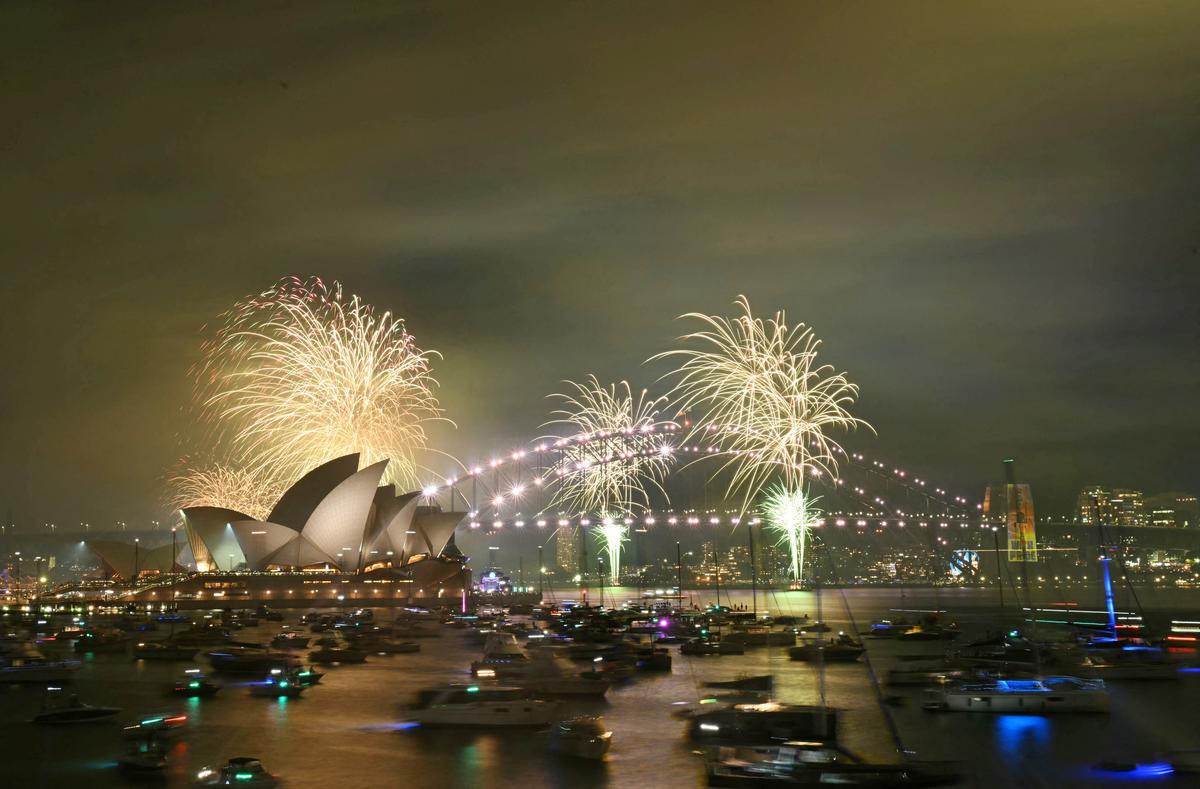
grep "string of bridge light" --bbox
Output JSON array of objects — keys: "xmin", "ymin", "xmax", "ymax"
[
  {"xmin": 420, "ymin": 419, "xmax": 975, "ymax": 519},
  {"xmin": 467, "ymin": 511, "xmax": 990, "ymax": 531}
]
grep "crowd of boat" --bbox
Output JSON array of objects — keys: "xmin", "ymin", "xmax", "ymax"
[{"xmin": 6, "ymin": 597, "xmax": 1200, "ymax": 785}]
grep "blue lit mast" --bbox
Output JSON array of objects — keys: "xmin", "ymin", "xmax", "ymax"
[{"xmin": 1091, "ymin": 494, "xmax": 1119, "ymax": 638}]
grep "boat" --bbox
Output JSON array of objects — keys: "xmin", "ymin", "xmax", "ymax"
[
  {"xmin": 134, "ymin": 641, "xmax": 198, "ymax": 661},
  {"xmin": 292, "ymin": 666, "xmax": 324, "ymax": 686},
  {"xmin": 799, "ymin": 622, "xmax": 832, "ymax": 634},
  {"xmin": 924, "ymin": 676, "xmax": 1110, "ymax": 713},
  {"xmin": 552, "ymin": 716, "xmax": 613, "ymax": 760},
  {"xmin": 705, "ymin": 675, "xmax": 774, "ymax": 692},
  {"xmin": 628, "ymin": 639, "xmax": 672, "ymax": 671},
  {"xmin": 248, "ymin": 670, "xmax": 305, "ymax": 698},
  {"xmin": 405, "ymin": 684, "xmax": 562, "ymax": 727},
  {"xmin": 0, "ymin": 642, "xmax": 81, "ymax": 683},
  {"xmin": 172, "ymin": 671, "xmax": 221, "ymax": 697},
  {"xmin": 32, "ymin": 690, "xmax": 121, "ymax": 724},
  {"xmin": 682, "ymin": 637, "xmax": 745, "ymax": 656},
  {"xmin": 269, "ymin": 632, "xmax": 310, "ymax": 650},
  {"xmin": 195, "ymin": 757, "xmax": 279, "ymax": 787},
  {"xmin": 724, "ymin": 626, "xmax": 796, "ymax": 648},
  {"xmin": 118, "ymin": 738, "xmax": 168, "ymax": 775},
  {"xmin": 508, "ymin": 650, "xmax": 614, "ymax": 697},
  {"xmin": 73, "ymin": 629, "xmax": 129, "ymax": 653},
  {"xmin": 868, "ymin": 620, "xmax": 912, "ymax": 638},
  {"xmin": 687, "ymin": 702, "xmax": 838, "ymax": 745},
  {"xmin": 704, "ymin": 741, "xmax": 961, "ymax": 787},
  {"xmin": 206, "ymin": 647, "xmax": 298, "ymax": 675},
  {"xmin": 885, "ymin": 662, "xmax": 973, "ymax": 687},
  {"xmin": 897, "ymin": 625, "xmax": 959, "ymax": 642},
  {"xmin": 309, "ymin": 646, "xmax": 367, "ymax": 664},
  {"xmin": 349, "ymin": 632, "xmax": 420, "ymax": 654},
  {"xmin": 471, "ymin": 632, "xmax": 530, "ymax": 678},
  {"xmin": 789, "ymin": 633, "xmax": 865, "ymax": 663}
]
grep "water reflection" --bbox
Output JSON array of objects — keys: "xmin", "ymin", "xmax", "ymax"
[{"xmin": 995, "ymin": 714, "xmax": 1050, "ymax": 757}]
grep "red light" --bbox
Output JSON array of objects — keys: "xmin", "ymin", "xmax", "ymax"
[
  {"xmin": 1167, "ymin": 635, "xmax": 1197, "ymax": 642},
  {"xmin": 164, "ymin": 715, "xmax": 187, "ymax": 724}
]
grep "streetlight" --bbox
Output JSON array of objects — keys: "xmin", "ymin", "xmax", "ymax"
[{"xmin": 133, "ymin": 538, "xmax": 140, "ymax": 586}]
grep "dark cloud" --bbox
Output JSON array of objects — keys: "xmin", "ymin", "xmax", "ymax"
[{"xmin": 2, "ymin": 2, "xmax": 1198, "ymax": 526}]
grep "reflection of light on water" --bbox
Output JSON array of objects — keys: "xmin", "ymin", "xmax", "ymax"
[
  {"xmin": 995, "ymin": 714, "xmax": 1050, "ymax": 757},
  {"xmin": 1089, "ymin": 762, "xmax": 1175, "ymax": 781},
  {"xmin": 356, "ymin": 721, "xmax": 420, "ymax": 731}
]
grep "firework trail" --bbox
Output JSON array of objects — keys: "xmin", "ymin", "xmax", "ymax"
[
  {"xmin": 763, "ymin": 484, "xmax": 821, "ymax": 581},
  {"xmin": 543, "ymin": 376, "xmax": 674, "ymax": 517},
  {"xmin": 594, "ymin": 516, "xmax": 629, "ymax": 584},
  {"xmin": 176, "ymin": 276, "xmax": 450, "ymax": 509},
  {"xmin": 652, "ymin": 295, "xmax": 870, "ymax": 511}
]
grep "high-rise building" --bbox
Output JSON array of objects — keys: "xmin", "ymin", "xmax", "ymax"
[
  {"xmin": 555, "ymin": 527, "xmax": 579, "ymax": 574},
  {"xmin": 1076, "ymin": 487, "xmax": 1147, "ymax": 527}
]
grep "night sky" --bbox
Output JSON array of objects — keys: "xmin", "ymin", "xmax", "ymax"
[{"xmin": 2, "ymin": 3, "xmax": 1198, "ymax": 527}]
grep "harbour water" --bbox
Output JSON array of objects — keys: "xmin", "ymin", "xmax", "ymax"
[{"xmin": 6, "ymin": 586, "xmax": 1200, "ymax": 787}]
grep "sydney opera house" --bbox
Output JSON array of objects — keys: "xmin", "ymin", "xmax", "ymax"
[{"xmin": 87, "ymin": 454, "xmax": 470, "ymax": 605}]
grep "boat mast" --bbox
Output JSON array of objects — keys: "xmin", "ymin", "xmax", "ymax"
[
  {"xmin": 1093, "ymin": 495, "xmax": 1118, "ymax": 638},
  {"xmin": 747, "ymin": 519, "xmax": 757, "ymax": 621}
]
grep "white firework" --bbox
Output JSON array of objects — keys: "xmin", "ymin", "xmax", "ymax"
[
  {"xmin": 653, "ymin": 295, "xmax": 870, "ymax": 510},
  {"xmin": 763, "ymin": 484, "xmax": 821, "ymax": 581},
  {"xmin": 544, "ymin": 376, "xmax": 674, "ymax": 516}
]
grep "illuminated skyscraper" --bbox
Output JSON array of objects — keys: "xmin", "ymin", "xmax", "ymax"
[
  {"xmin": 555, "ymin": 526, "xmax": 578, "ymax": 573},
  {"xmin": 1076, "ymin": 486, "xmax": 1148, "ymax": 527}
]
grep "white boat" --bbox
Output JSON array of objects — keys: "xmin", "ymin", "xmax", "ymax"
[
  {"xmin": 406, "ymin": 685, "xmax": 561, "ymax": 727},
  {"xmin": 471, "ymin": 632, "xmax": 530, "ymax": 678},
  {"xmin": 517, "ymin": 651, "xmax": 612, "ymax": 697},
  {"xmin": 925, "ymin": 676, "xmax": 1109, "ymax": 713}
]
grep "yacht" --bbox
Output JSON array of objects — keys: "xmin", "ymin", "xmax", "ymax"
[
  {"xmin": 789, "ymin": 633, "xmax": 865, "ymax": 663},
  {"xmin": 207, "ymin": 647, "xmax": 298, "ymax": 674},
  {"xmin": 309, "ymin": 645, "xmax": 367, "ymax": 664},
  {"xmin": 924, "ymin": 676, "xmax": 1110, "ymax": 713},
  {"xmin": 195, "ymin": 757, "xmax": 279, "ymax": 787},
  {"xmin": 248, "ymin": 669, "xmax": 305, "ymax": 698},
  {"xmin": 509, "ymin": 650, "xmax": 614, "ymax": 697},
  {"xmin": 172, "ymin": 670, "xmax": 221, "ymax": 697},
  {"xmin": 117, "ymin": 738, "xmax": 168, "ymax": 775},
  {"xmin": 687, "ymin": 702, "xmax": 838, "ymax": 745},
  {"xmin": 32, "ymin": 690, "xmax": 121, "ymax": 724},
  {"xmin": 552, "ymin": 716, "xmax": 613, "ymax": 760},
  {"xmin": 134, "ymin": 641, "xmax": 198, "ymax": 661},
  {"xmin": 681, "ymin": 637, "xmax": 745, "ymax": 656},
  {"xmin": 471, "ymin": 633, "xmax": 530, "ymax": 678},
  {"xmin": 724, "ymin": 626, "xmax": 796, "ymax": 648},
  {"xmin": 0, "ymin": 642, "xmax": 80, "ymax": 683},
  {"xmin": 405, "ymin": 684, "xmax": 561, "ymax": 727},
  {"xmin": 269, "ymin": 632, "xmax": 310, "ymax": 650},
  {"xmin": 73, "ymin": 629, "xmax": 129, "ymax": 653},
  {"xmin": 704, "ymin": 741, "xmax": 961, "ymax": 787}
]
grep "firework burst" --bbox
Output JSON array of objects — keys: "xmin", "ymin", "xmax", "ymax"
[
  {"xmin": 168, "ymin": 462, "xmax": 281, "ymax": 521},
  {"xmin": 181, "ymin": 276, "xmax": 450, "ymax": 505},
  {"xmin": 544, "ymin": 376, "xmax": 673, "ymax": 516},
  {"xmin": 653, "ymin": 295, "xmax": 870, "ymax": 510},
  {"xmin": 763, "ymin": 484, "xmax": 821, "ymax": 581}
]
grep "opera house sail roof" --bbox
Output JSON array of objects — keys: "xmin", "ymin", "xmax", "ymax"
[{"xmin": 149, "ymin": 454, "xmax": 467, "ymax": 575}]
